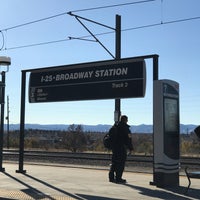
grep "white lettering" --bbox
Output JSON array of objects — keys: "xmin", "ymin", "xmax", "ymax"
[
  {"xmin": 55, "ymin": 71, "xmax": 94, "ymax": 81},
  {"xmin": 48, "ymin": 67, "xmax": 128, "ymax": 82},
  {"xmin": 88, "ymin": 71, "xmax": 93, "ymax": 78},
  {"xmin": 73, "ymin": 73, "xmax": 79, "ymax": 79},
  {"xmin": 95, "ymin": 67, "xmax": 128, "ymax": 77},
  {"xmin": 79, "ymin": 72, "xmax": 85, "ymax": 79}
]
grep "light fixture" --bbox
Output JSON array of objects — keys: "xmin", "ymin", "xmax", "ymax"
[{"xmin": 0, "ymin": 56, "xmax": 11, "ymax": 72}]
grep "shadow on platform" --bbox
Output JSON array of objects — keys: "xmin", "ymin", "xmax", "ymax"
[
  {"xmin": 2, "ymin": 172, "xmax": 122, "ymax": 200},
  {"xmin": 2, "ymin": 171, "xmax": 200, "ymax": 200},
  {"xmin": 124, "ymin": 183, "xmax": 200, "ymax": 200},
  {"xmin": 3, "ymin": 172, "xmax": 82, "ymax": 200},
  {"xmin": 76, "ymin": 194, "xmax": 123, "ymax": 200}
]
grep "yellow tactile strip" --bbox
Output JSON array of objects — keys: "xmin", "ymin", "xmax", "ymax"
[{"xmin": 0, "ymin": 189, "xmax": 76, "ymax": 200}]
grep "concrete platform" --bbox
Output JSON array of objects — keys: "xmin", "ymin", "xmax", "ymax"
[{"xmin": 0, "ymin": 162, "xmax": 200, "ymax": 200}]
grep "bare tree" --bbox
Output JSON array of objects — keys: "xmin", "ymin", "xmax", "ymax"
[{"xmin": 63, "ymin": 124, "xmax": 87, "ymax": 152}]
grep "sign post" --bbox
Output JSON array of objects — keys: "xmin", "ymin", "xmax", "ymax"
[
  {"xmin": 17, "ymin": 54, "xmax": 158, "ymax": 174},
  {"xmin": 115, "ymin": 15, "xmax": 121, "ymax": 123}
]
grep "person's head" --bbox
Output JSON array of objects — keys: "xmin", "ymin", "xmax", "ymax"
[{"xmin": 120, "ymin": 115, "xmax": 128, "ymax": 123}]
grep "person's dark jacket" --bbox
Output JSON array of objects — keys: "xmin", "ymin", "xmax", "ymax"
[{"xmin": 113, "ymin": 121, "xmax": 133, "ymax": 151}]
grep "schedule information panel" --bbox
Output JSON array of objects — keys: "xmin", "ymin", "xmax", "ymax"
[{"xmin": 29, "ymin": 58, "xmax": 146, "ymax": 103}]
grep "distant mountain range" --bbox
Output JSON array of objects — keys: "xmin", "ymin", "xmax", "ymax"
[{"xmin": 6, "ymin": 123, "xmax": 198, "ymax": 134}]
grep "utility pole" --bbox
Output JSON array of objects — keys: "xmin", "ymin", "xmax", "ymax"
[{"xmin": 114, "ymin": 15, "xmax": 121, "ymax": 123}]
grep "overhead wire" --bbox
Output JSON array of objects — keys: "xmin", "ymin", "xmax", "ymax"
[
  {"xmin": 122, "ymin": 15, "xmax": 200, "ymax": 32},
  {"xmin": 0, "ymin": 0, "xmax": 156, "ymax": 32},
  {"xmin": 6, "ymin": 38, "xmax": 69, "ymax": 50},
  {"xmin": 3, "ymin": 15, "xmax": 200, "ymax": 51},
  {"xmin": 0, "ymin": 0, "xmax": 156, "ymax": 51},
  {"xmin": 0, "ymin": 31, "xmax": 4, "ymax": 50},
  {"xmin": 70, "ymin": 0, "xmax": 156, "ymax": 13},
  {"xmin": 0, "ymin": 0, "xmax": 200, "ymax": 51},
  {"xmin": 162, "ymin": 16, "xmax": 200, "ymax": 25},
  {"xmin": 0, "ymin": 12, "xmax": 68, "ymax": 32}
]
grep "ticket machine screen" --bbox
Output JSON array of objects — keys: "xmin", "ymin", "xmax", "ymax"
[{"xmin": 164, "ymin": 98, "xmax": 179, "ymax": 133}]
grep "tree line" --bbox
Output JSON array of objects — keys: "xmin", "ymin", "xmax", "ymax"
[{"xmin": 3, "ymin": 124, "xmax": 200, "ymax": 156}]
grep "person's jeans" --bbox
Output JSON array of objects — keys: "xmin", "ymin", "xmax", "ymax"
[{"xmin": 109, "ymin": 147, "xmax": 127, "ymax": 181}]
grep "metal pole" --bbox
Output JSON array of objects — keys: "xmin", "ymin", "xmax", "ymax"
[
  {"xmin": 153, "ymin": 55, "xmax": 159, "ymax": 81},
  {"xmin": 0, "ymin": 72, "xmax": 5, "ymax": 172},
  {"xmin": 6, "ymin": 95, "xmax": 10, "ymax": 149},
  {"xmin": 16, "ymin": 71, "xmax": 26, "ymax": 173},
  {"xmin": 150, "ymin": 55, "xmax": 159, "ymax": 185},
  {"xmin": 114, "ymin": 15, "xmax": 121, "ymax": 123}
]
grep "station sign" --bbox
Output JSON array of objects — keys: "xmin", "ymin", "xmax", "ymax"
[{"xmin": 29, "ymin": 58, "xmax": 146, "ymax": 103}]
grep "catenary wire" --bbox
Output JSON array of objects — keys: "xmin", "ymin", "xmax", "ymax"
[
  {"xmin": 0, "ymin": 12, "xmax": 68, "ymax": 32},
  {"xmin": 3, "ymin": 15, "xmax": 200, "ymax": 51},
  {"xmin": 0, "ymin": 0, "xmax": 157, "ymax": 50},
  {"xmin": 0, "ymin": 0, "xmax": 155, "ymax": 32},
  {"xmin": 5, "ymin": 38, "xmax": 69, "ymax": 50},
  {"xmin": 0, "ymin": 31, "xmax": 4, "ymax": 50},
  {"xmin": 70, "ymin": 0, "xmax": 156, "ymax": 13}
]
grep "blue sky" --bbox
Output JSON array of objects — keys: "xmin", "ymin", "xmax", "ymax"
[{"xmin": 0, "ymin": 0, "xmax": 200, "ymax": 126}]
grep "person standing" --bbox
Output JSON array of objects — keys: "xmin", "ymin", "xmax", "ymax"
[{"xmin": 109, "ymin": 115, "xmax": 133, "ymax": 183}]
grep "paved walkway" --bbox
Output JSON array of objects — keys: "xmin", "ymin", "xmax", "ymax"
[{"xmin": 0, "ymin": 162, "xmax": 200, "ymax": 200}]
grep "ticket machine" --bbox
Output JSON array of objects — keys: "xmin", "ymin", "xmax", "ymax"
[{"xmin": 152, "ymin": 79, "xmax": 180, "ymax": 187}]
